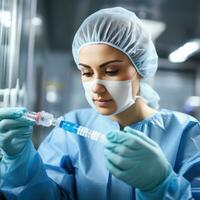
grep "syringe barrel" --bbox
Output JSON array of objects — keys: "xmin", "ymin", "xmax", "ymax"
[
  {"xmin": 77, "ymin": 126, "xmax": 107, "ymax": 144},
  {"xmin": 58, "ymin": 119, "xmax": 107, "ymax": 144},
  {"xmin": 22, "ymin": 111, "xmax": 38, "ymax": 122},
  {"xmin": 38, "ymin": 111, "xmax": 54, "ymax": 126},
  {"xmin": 22, "ymin": 110, "xmax": 107, "ymax": 144},
  {"xmin": 22, "ymin": 111, "xmax": 54, "ymax": 127},
  {"xmin": 58, "ymin": 120, "xmax": 80, "ymax": 133}
]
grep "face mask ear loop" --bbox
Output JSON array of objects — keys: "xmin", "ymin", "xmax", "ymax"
[{"xmin": 135, "ymin": 95, "xmax": 148, "ymax": 104}]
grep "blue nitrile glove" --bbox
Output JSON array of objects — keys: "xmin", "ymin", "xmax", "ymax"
[
  {"xmin": 104, "ymin": 126, "xmax": 172, "ymax": 191},
  {"xmin": 0, "ymin": 107, "xmax": 34, "ymax": 156}
]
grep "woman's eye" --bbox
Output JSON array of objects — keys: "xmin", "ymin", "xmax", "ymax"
[
  {"xmin": 81, "ymin": 72, "xmax": 93, "ymax": 77},
  {"xmin": 105, "ymin": 70, "xmax": 119, "ymax": 76}
]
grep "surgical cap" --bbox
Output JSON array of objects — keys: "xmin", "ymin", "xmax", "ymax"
[
  {"xmin": 72, "ymin": 7, "xmax": 158, "ymax": 79},
  {"xmin": 72, "ymin": 7, "xmax": 160, "ymax": 109}
]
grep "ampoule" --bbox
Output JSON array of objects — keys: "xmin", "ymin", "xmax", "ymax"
[{"xmin": 22, "ymin": 111, "xmax": 107, "ymax": 144}]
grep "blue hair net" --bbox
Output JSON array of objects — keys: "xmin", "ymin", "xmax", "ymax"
[{"xmin": 72, "ymin": 7, "xmax": 160, "ymax": 109}]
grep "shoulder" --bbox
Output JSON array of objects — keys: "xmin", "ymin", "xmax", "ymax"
[
  {"xmin": 159, "ymin": 109, "xmax": 199, "ymax": 123},
  {"xmin": 157, "ymin": 109, "xmax": 200, "ymax": 130}
]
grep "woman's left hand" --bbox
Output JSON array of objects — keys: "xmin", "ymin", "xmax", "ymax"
[{"xmin": 104, "ymin": 126, "xmax": 172, "ymax": 191}]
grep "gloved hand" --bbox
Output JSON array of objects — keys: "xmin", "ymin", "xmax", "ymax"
[
  {"xmin": 104, "ymin": 126, "xmax": 172, "ymax": 191},
  {"xmin": 0, "ymin": 107, "xmax": 34, "ymax": 156}
]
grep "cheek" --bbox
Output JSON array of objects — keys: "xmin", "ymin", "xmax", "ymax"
[
  {"xmin": 126, "ymin": 74, "xmax": 133, "ymax": 80},
  {"xmin": 123, "ymin": 67, "xmax": 137, "ymax": 80}
]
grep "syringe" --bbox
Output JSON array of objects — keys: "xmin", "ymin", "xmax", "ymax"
[{"xmin": 22, "ymin": 111, "xmax": 107, "ymax": 144}]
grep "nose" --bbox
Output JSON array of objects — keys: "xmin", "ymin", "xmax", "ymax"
[{"xmin": 92, "ymin": 83, "xmax": 106, "ymax": 94}]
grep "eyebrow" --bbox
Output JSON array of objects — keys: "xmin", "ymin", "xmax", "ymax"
[{"xmin": 78, "ymin": 60, "xmax": 123, "ymax": 69}]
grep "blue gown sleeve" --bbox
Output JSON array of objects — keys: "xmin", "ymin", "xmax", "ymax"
[
  {"xmin": 0, "ymin": 110, "xmax": 83, "ymax": 200},
  {"xmin": 176, "ymin": 120, "xmax": 200, "ymax": 199},
  {"xmin": 0, "ymin": 109, "xmax": 88, "ymax": 200},
  {"xmin": 0, "ymin": 140, "xmax": 70, "ymax": 200},
  {"xmin": 136, "ymin": 118, "xmax": 200, "ymax": 200}
]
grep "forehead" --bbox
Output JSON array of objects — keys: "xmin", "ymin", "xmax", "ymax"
[{"xmin": 79, "ymin": 44, "xmax": 131, "ymax": 65}]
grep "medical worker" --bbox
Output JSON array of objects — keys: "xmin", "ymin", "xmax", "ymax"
[{"xmin": 0, "ymin": 7, "xmax": 200, "ymax": 200}]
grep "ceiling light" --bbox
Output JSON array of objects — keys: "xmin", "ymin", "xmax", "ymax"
[
  {"xmin": 31, "ymin": 17, "xmax": 42, "ymax": 26},
  {"xmin": 0, "ymin": 11, "xmax": 11, "ymax": 27},
  {"xmin": 169, "ymin": 39, "xmax": 200, "ymax": 63}
]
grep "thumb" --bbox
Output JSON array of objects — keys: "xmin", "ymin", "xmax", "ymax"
[
  {"xmin": 124, "ymin": 126, "xmax": 157, "ymax": 147},
  {"xmin": 106, "ymin": 130, "xmax": 130, "ymax": 144},
  {"xmin": 0, "ymin": 107, "xmax": 27, "ymax": 120}
]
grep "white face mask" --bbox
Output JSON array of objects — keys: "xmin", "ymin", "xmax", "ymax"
[{"xmin": 82, "ymin": 79, "xmax": 136, "ymax": 115}]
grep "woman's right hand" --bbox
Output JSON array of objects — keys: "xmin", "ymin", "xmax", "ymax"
[{"xmin": 0, "ymin": 107, "xmax": 34, "ymax": 156}]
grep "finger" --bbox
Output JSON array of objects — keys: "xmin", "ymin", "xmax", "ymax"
[
  {"xmin": 0, "ymin": 107, "xmax": 27, "ymax": 120},
  {"xmin": 0, "ymin": 127, "xmax": 32, "ymax": 141},
  {"xmin": 105, "ymin": 142, "xmax": 148, "ymax": 164},
  {"xmin": 106, "ymin": 131, "xmax": 141, "ymax": 150},
  {"xmin": 124, "ymin": 126, "xmax": 158, "ymax": 147},
  {"xmin": 16, "ymin": 117, "xmax": 35, "ymax": 125},
  {"xmin": 104, "ymin": 156, "xmax": 132, "ymax": 184},
  {"xmin": 104, "ymin": 149, "xmax": 133, "ymax": 170},
  {"xmin": 104, "ymin": 156, "xmax": 125, "ymax": 179},
  {"xmin": 106, "ymin": 130, "xmax": 125, "ymax": 143},
  {"xmin": 0, "ymin": 119, "xmax": 34, "ymax": 132},
  {"xmin": 0, "ymin": 127, "xmax": 33, "ymax": 139},
  {"xmin": 105, "ymin": 142, "xmax": 135, "ymax": 157}
]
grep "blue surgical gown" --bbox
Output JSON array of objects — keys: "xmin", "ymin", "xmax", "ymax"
[{"xmin": 0, "ymin": 108, "xmax": 200, "ymax": 199}]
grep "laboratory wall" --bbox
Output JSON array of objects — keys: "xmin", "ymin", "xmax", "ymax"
[{"xmin": 155, "ymin": 70, "xmax": 196, "ymax": 111}]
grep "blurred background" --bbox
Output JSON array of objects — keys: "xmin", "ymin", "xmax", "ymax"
[{"xmin": 0, "ymin": 0, "xmax": 200, "ymax": 147}]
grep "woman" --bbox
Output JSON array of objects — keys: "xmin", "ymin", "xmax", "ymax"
[{"xmin": 0, "ymin": 7, "xmax": 199, "ymax": 200}]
